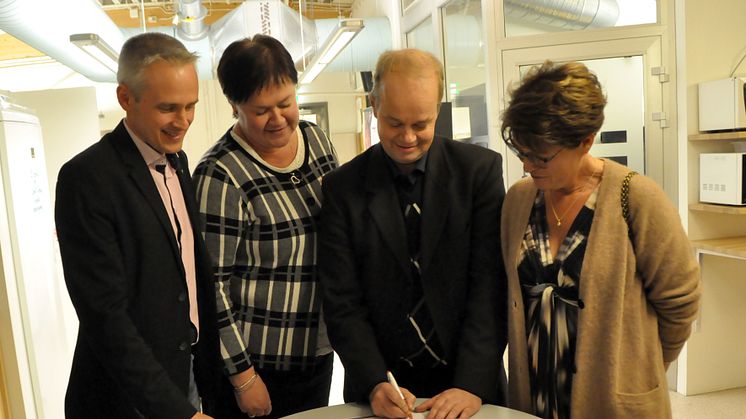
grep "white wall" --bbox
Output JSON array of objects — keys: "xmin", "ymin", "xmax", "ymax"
[
  {"xmin": 682, "ymin": 0, "xmax": 746, "ymax": 395},
  {"xmin": 181, "ymin": 78, "xmax": 233, "ymax": 167},
  {"xmin": 351, "ymin": 0, "xmax": 402, "ymax": 49},
  {"xmin": 298, "ymin": 71, "xmax": 366, "ymax": 165},
  {"xmin": 13, "ymin": 87, "xmax": 101, "ymax": 207},
  {"xmin": 0, "ymin": 61, "xmax": 92, "ymax": 93}
]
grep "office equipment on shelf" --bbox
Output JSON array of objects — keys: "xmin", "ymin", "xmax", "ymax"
[
  {"xmin": 698, "ymin": 77, "xmax": 746, "ymax": 132},
  {"xmin": 699, "ymin": 152, "xmax": 746, "ymax": 205}
]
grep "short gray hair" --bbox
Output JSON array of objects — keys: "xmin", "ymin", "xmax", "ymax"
[{"xmin": 117, "ymin": 33, "xmax": 198, "ymax": 98}]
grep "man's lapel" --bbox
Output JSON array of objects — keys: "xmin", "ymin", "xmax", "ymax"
[
  {"xmin": 365, "ymin": 145, "xmax": 412, "ymax": 276},
  {"xmin": 109, "ymin": 121, "xmax": 182, "ymax": 260},
  {"xmin": 419, "ymin": 137, "xmax": 451, "ymax": 275}
]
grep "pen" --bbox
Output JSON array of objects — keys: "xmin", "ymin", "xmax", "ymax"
[{"xmin": 386, "ymin": 371, "xmax": 412, "ymax": 419}]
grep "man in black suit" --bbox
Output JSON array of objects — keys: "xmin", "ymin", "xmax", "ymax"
[
  {"xmin": 319, "ymin": 49, "xmax": 507, "ymax": 419},
  {"xmin": 55, "ymin": 33, "xmax": 219, "ymax": 419}
]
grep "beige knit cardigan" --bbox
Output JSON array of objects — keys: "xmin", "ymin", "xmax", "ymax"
[{"xmin": 501, "ymin": 159, "xmax": 701, "ymax": 419}]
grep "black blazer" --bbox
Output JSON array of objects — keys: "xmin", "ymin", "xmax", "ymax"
[
  {"xmin": 55, "ymin": 121, "xmax": 220, "ymax": 419},
  {"xmin": 319, "ymin": 137, "xmax": 508, "ymax": 403}
]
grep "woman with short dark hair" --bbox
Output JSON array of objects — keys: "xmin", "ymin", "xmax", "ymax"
[{"xmin": 194, "ymin": 35, "xmax": 338, "ymax": 419}]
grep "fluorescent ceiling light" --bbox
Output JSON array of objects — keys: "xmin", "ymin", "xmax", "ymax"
[
  {"xmin": 70, "ymin": 33, "xmax": 119, "ymax": 74},
  {"xmin": 299, "ymin": 19, "xmax": 364, "ymax": 85},
  {"xmin": 300, "ymin": 62, "xmax": 325, "ymax": 84}
]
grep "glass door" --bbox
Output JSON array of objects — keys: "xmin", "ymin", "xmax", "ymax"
[
  {"xmin": 501, "ymin": 36, "xmax": 665, "ymax": 187},
  {"xmin": 442, "ymin": 0, "xmax": 488, "ymax": 147}
]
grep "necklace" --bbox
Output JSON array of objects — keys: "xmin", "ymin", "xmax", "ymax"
[{"xmin": 547, "ymin": 171, "xmax": 600, "ymax": 227}]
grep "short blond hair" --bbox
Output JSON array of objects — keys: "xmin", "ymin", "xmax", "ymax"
[{"xmin": 370, "ymin": 49, "xmax": 444, "ymax": 109}]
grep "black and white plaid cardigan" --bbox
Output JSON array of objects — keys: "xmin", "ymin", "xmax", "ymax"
[{"xmin": 193, "ymin": 120, "xmax": 338, "ymax": 374}]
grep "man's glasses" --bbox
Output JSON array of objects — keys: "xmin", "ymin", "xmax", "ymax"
[{"xmin": 505, "ymin": 142, "xmax": 564, "ymax": 166}]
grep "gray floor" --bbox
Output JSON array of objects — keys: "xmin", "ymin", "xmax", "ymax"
[{"xmin": 670, "ymin": 387, "xmax": 746, "ymax": 419}]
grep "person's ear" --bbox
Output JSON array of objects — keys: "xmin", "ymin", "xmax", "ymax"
[
  {"xmin": 230, "ymin": 103, "xmax": 238, "ymax": 119},
  {"xmin": 369, "ymin": 93, "xmax": 378, "ymax": 118},
  {"xmin": 581, "ymin": 133, "xmax": 596, "ymax": 151},
  {"xmin": 116, "ymin": 84, "xmax": 133, "ymax": 111}
]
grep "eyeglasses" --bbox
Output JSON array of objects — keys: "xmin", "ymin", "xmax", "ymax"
[{"xmin": 506, "ymin": 142, "xmax": 564, "ymax": 166}]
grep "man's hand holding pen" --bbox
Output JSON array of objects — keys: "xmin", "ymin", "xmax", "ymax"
[
  {"xmin": 369, "ymin": 372, "xmax": 416, "ymax": 419},
  {"xmin": 415, "ymin": 388, "xmax": 482, "ymax": 419}
]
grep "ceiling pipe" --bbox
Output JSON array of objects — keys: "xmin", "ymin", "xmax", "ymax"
[
  {"xmin": 0, "ymin": 0, "xmax": 439, "ymax": 85},
  {"xmin": 176, "ymin": 0, "xmax": 208, "ymax": 40},
  {"xmin": 1, "ymin": 0, "xmax": 617, "ymax": 86},
  {"xmin": 0, "ymin": 0, "xmax": 125, "ymax": 83},
  {"xmin": 208, "ymin": 1, "xmax": 390, "ymax": 75},
  {"xmin": 504, "ymin": 0, "xmax": 620, "ymax": 29},
  {"xmin": 208, "ymin": 0, "xmax": 318, "ymax": 75}
]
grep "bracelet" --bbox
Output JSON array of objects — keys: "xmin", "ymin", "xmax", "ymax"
[{"xmin": 233, "ymin": 371, "xmax": 258, "ymax": 394}]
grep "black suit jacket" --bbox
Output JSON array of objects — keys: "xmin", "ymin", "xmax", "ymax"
[
  {"xmin": 319, "ymin": 137, "xmax": 508, "ymax": 403},
  {"xmin": 55, "ymin": 121, "xmax": 220, "ymax": 419}
]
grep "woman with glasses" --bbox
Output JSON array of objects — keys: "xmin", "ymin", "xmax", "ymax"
[{"xmin": 499, "ymin": 61, "xmax": 700, "ymax": 419}]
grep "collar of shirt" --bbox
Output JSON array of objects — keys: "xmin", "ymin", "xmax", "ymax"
[
  {"xmin": 384, "ymin": 150, "xmax": 429, "ymax": 187},
  {"xmin": 229, "ymin": 126, "xmax": 305, "ymax": 173},
  {"xmin": 123, "ymin": 119, "xmax": 169, "ymax": 168}
]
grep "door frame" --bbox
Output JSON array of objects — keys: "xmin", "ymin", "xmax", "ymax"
[{"xmin": 500, "ymin": 36, "xmax": 665, "ymax": 187}]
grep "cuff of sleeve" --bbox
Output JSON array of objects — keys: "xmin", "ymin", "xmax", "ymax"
[
  {"xmin": 223, "ymin": 352, "xmax": 253, "ymax": 376},
  {"xmin": 662, "ymin": 348, "xmax": 682, "ymax": 364}
]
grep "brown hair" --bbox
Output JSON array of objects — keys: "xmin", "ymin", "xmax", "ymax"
[{"xmin": 501, "ymin": 61, "xmax": 606, "ymax": 153}]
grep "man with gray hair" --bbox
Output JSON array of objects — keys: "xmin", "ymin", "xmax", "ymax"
[
  {"xmin": 55, "ymin": 32, "xmax": 219, "ymax": 419},
  {"xmin": 320, "ymin": 48, "xmax": 508, "ymax": 419}
]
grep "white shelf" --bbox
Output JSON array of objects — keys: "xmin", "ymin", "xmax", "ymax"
[
  {"xmin": 689, "ymin": 131, "xmax": 746, "ymax": 141},
  {"xmin": 691, "ymin": 236, "xmax": 746, "ymax": 261},
  {"xmin": 689, "ymin": 203, "xmax": 746, "ymax": 215},
  {"xmin": 688, "ymin": 134, "xmax": 746, "ymax": 257}
]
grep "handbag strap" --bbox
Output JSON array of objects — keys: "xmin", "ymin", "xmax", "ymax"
[{"xmin": 621, "ymin": 171, "xmax": 638, "ymax": 239}]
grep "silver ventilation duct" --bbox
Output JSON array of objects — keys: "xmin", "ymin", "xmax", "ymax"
[
  {"xmin": 209, "ymin": 0, "xmax": 318, "ymax": 73},
  {"xmin": 209, "ymin": 1, "xmax": 390, "ymax": 75},
  {"xmin": 0, "ymin": 0, "xmax": 619, "ymax": 86},
  {"xmin": 504, "ymin": 0, "xmax": 620, "ymax": 29},
  {"xmin": 0, "ymin": 0, "xmax": 125, "ymax": 83},
  {"xmin": 0, "ymin": 0, "xmax": 390, "ymax": 84},
  {"xmin": 177, "ymin": 0, "xmax": 208, "ymax": 40}
]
